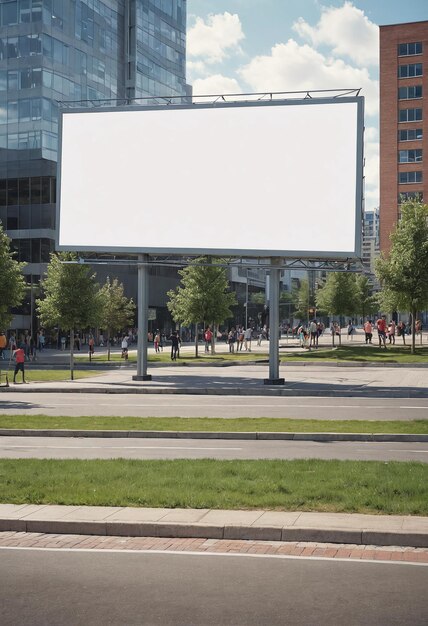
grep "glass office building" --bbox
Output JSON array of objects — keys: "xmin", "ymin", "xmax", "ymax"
[{"xmin": 0, "ymin": 0, "xmax": 187, "ymax": 329}]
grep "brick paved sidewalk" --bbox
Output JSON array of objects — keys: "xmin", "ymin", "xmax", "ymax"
[{"xmin": 1, "ymin": 532, "xmax": 427, "ymax": 564}]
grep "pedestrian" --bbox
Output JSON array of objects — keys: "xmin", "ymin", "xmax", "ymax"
[
  {"xmin": 244, "ymin": 326, "xmax": 252, "ymax": 352},
  {"xmin": 38, "ymin": 330, "xmax": 45, "ymax": 352},
  {"xmin": 0, "ymin": 331, "xmax": 6, "ymax": 360},
  {"xmin": 169, "ymin": 331, "xmax": 181, "ymax": 360},
  {"xmin": 154, "ymin": 330, "xmax": 161, "ymax": 353},
  {"xmin": 204, "ymin": 326, "xmax": 213, "ymax": 353},
  {"xmin": 88, "ymin": 334, "xmax": 95, "ymax": 359},
  {"xmin": 376, "ymin": 315, "xmax": 387, "ymax": 349},
  {"xmin": 13, "ymin": 345, "xmax": 27, "ymax": 384},
  {"xmin": 60, "ymin": 335, "xmax": 66, "ymax": 351},
  {"xmin": 364, "ymin": 320, "xmax": 373, "ymax": 344},
  {"xmin": 397, "ymin": 321, "xmax": 406, "ymax": 345},
  {"xmin": 237, "ymin": 327, "xmax": 244, "ymax": 351},
  {"xmin": 228, "ymin": 328, "xmax": 236, "ymax": 353},
  {"xmin": 121, "ymin": 335, "xmax": 129, "ymax": 360},
  {"xmin": 388, "ymin": 320, "xmax": 396, "ymax": 345},
  {"xmin": 309, "ymin": 319, "xmax": 318, "ymax": 348},
  {"xmin": 347, "ymin": 321, "xmax": 354, "ymax": 340}
]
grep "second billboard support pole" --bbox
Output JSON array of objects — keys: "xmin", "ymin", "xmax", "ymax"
[
  {"xmin": 264, "ymin": 258, "xmax": 284, "ymax": 385},
  {"xmin": 133, "ymin": 254, "xmax": 152, "ymax": 381}
]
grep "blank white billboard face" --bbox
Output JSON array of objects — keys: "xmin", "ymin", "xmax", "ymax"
[{"xmin": 58, "ymin": 99, "xmax": 363, "ymax": 257}]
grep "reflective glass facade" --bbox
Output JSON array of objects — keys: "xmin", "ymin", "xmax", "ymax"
[{"xmin": 0, "ymin": 0, "xmax": 187, "ymax": 296}]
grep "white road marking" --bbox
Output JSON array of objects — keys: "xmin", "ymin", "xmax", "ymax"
[
  {"xmin": 4, "ymin": 445, "xmax": 243, "ymax": 451},
  {"xmin": 1, "ymin": 546, "xmax": 426, "ymax": 567}
]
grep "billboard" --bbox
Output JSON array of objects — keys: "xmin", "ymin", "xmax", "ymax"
[{"xmin": 57, "ymin": 97, "xmax": 364, "ymax": 259}]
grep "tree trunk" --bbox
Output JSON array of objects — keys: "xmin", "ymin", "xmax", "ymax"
[
  {"xmin": 70, "ymin": 328, "xmax": 75, "ymax": 381},
  {"xmin": 411, "ymin": 308, "xmax": 416, "ymax": 354},
  {"xmin": 107, "ymin": 329, "xmax": 111, "ymax": 361},
  {"xmin": 195, "ymin": 322, "xmax": 199, "ymax": 358}
]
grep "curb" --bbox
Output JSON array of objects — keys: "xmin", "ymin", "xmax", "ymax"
[
  {"xmin": 1, "ymin": 429, "xmax": 427, "ymax": 442},
  {"xmin": 1, "ymin": 386, "xmax": 427, "ymax": 398},
  {"xmin": 0, "ymin": 517, "xmax": 426, "ymax": 548}
]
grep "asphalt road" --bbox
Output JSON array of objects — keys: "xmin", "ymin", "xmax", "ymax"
[
  {"xmin": 1, "ymin": 435, "xmax": 427, "ymax": 461},
  {"xmin": 1, "ymin": 393, "xmax": 428, "ymax": 420},
  {"xmin": 1, "ymin": 548, "xmax": 426, "ymax": 626}
]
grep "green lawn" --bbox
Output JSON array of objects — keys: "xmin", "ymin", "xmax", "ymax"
[
  {"xmin": 0, "ymin": 458, "xmax": 426, "ymax": 515},
  {"xmin": 282, "ymin": 345, "xmax": 428, "ymax": 363},
  {"xmin": 1, "ymin": 369, "xmax": 97, "ymax": 383},
  {"xmin": 0, "ymin": 415, "xmax": 427, "ymax": 434},
  {"xmin": 75, "ymin": 351, "xmax": 267, "ymax": 364}
]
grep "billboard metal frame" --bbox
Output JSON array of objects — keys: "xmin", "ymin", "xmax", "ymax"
[
  {"xmin": 56, "ymin": 90, "xmax": 365, "ymax": 385},
  {"xmin": 56, "ymin": 93, "xmax": 364, "ymax": 261}
]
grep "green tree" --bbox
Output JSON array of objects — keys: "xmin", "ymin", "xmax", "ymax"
[
  {"xmin": 292, "ymin": 278, "xmax": 310, "ymax": 321},
  {"xmin": 375, "ymin": 200, "xmax": 428, "ymax": 353},
  {"xmin": 0, "ymin": 222, "xmax": 26, "ymax": 330},
  {"xmin": 316, "ymin": 272, "xmax": 359, "ymax": 345},
  {"xmin": 99, "ymin": 277, "xmax": 135, "ymax": 360},
  {"xmin": 355, "ymin": 274, "xmax": 379, "ymax": 320},
  {"xmin": 167, "ymin": 257, "xmax": 237, "ymax": 356},
  {"xmin": 37, "ymin": 252, "xmax": 103, "ymax": 378}
]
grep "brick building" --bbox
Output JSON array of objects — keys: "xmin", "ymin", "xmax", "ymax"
[{"xmin": 379, "ymin": 20, "xmax": 428, "ymax": 252}]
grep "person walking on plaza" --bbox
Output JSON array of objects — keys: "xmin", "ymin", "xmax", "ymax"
[
  {"xmin": 13, "ymin": 345, "xmax": 26, "ymax": 384},
  {"xmin": 237, "ymin": 326, "xmax": 244, "ymax": 351},
  {"xmin": 244, "ymin": 326, "xmax": 252, "ymax": 352},
  {"xmin": 309, "ymin": 319, "xmax": 318, "ymax": 348},
  {"xmin": 388, "ymin": 320, "xmax": 396, "ymax": 345},
  {"xmin": 154, "ymin": 331, "xmax": 161, "ymax": 353},
  {"xmin": 204, "ymin": 326, "xmax": 213, "ymax": 353},
  {"xmin": 364, "ymin": 320, "xmax": 373, "ymax": 344},
  {"xmin": 397, "ymin": 320, "xmax": 406, "ymax": 345},
  {"xmin": 88, "ymin": 334, "xmax": 95, "ymax": 360},
  {"xmin": 169, "ymin": 331, "xmax": 181, "ymax": 361},
  {"xmin": 376, "ymin": 315, "xmax": 387, "ymax": 349},
  {"xmin": 0, "ymin": 332, "xmax": 6, "ymax": 360},
  {"xmin": 228, "ymin": 328, "xmax": 236, "ymax": 353},
  {"xmin": 121, "ymin": 335, "xmax": 129, "ymax": 360}
]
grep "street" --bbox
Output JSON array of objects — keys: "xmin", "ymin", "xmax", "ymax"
[
  {"xmin": 1, "ymin": 547, "xmax": 426, "ymax": 625},
  {"xmin": 0, "ymin": 435, "xmax": 427, "ymax": 461},
  {"xmin": 1, "ymin": 393, "xmax": 428, "ymax": 420}
]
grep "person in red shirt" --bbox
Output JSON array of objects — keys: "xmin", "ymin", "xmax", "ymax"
[
  {"xmin": 376, "ymin": 315, "xmax": 387, "ymax": 349},
  {"xmin": 204, "ymin": 326, "xmax": 213, "ymax": 353},
  {"xmin": 13, "ymin": 347, "xmax": 27, "ymax": 384}
]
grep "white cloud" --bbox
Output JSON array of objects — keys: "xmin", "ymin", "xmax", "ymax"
[
  {"xmin": 192, "ymin": 75, "xmax": 243, "ymax": 99},
  {"xmin": 238, "ymin": 39, "xmax": 379, "ymax": 115},
  {"xmin": 293, "ymin": 1, "xmax": 378, "ymax": 67},
  {"xmin": 187, "ymin": 12, "xmax": 245, "ymax": 64}
]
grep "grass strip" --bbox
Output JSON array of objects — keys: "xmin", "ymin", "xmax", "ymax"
[
  {"xmin": 282, "ymin": 345, "xmax": 428, "ymax": 363},
  {"xmin": 1, "ymin": 370, "xmax": 96, "ymax": 383},
  {"xmin": 75, "ymin": 351, "xmax": 267, "ymax": 364},
  {"xmin": 0, "ymin": 415, "xmax": 427, "ymax": 434},
  {"xmin": 0, "ymin": 458, "xmax": 426, "ymax": 515}
]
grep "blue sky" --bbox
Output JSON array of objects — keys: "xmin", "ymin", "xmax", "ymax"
[{"xmin": 186, "ymin": 1, "xmax": 427, "ymax": 210}]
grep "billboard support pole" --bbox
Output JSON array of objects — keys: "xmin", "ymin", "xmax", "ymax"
[
  {"xmin": 133, "ymin": 254, "xmax": 152, "ymax": 381},
  {"xmin": 264, "ymin": 258, "xmax": 284, "ymax": 385}
]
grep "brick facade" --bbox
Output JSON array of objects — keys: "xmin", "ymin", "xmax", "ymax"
[{"xmin": 380, "ymin": 21, "xmax": 428, "ymax": 252}]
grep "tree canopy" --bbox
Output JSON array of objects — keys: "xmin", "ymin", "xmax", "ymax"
[
  {"xmin": 315, "ymin": 272, "xmax": 358, "ymax": 319},
  {"xmin": 0, "ymin": 222, "xmax": 26, "ymax": 329},
  {"xmin": 167, "ymin": 258, "xmax": 236, "ymax": 354},
  {"xmin": 99, "ymin": 277, "xmax": 135, "ymax": 360},
  {"xmin": 37, "ymin": 252, "xmax": 103, "ymax": 377},
  {"xmin": 375, "ymin": 200, "xmax": 428, "ymax": 352}
]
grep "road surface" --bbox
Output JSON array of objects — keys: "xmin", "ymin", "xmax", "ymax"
[
  {"xmin": 1, "ymin": 547, "xmax": 426, "ymax": 625},
  {"xmin": 1, "ymin": 393, "xmax": 427, "ymax": 420},
  {"xmin": 1, "ymin": 435, "xmax": 427, "ymax": 461}
]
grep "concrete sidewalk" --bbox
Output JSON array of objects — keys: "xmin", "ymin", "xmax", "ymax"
[
  {"xmin": 1, "ymin": 363, "xmax": 427, "ymax": 397},
  {"xmin": 1, "ymin": 503, "xmax": 427, "ymax": 548}
]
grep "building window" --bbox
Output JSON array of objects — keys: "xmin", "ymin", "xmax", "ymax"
[
  {"xmin": 398, "ymin": 42, "xmax": 423, "ymax": 56},
  {"xmin": 398, "ymin": 171, "xmax": 423, "ymax": 184},
  {"xmin": 399, "ymin": 108, "xmax": 422, "ymax": 122},
  {"xmin": 398, "ymin": 85, "xmax": 422, "ymax": 100},
  {"xmin": 398, "ymin": 149, "xmax": 422, "ymax": 163},
  {"xmin": 398, "ymin": 191, "xmax": 423, "ymax": 203},
  {"xmin": 398, "ymin": 63, "xmax": 423, "ymax": 78},
  {"xmin": 398, "ymin": 128, "xmax": 423, "ymax": 141},
  {"xmin": 1, "ymin": 1, "xmax": 18, "ymax": 27}
]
